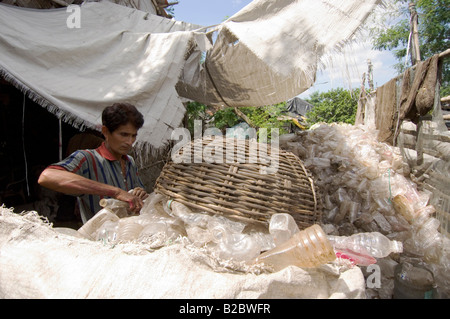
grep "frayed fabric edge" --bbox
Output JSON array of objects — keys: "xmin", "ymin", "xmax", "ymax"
[{"xmin": 0, "ymin": 67, "xmax": 94, "ymax": 131}]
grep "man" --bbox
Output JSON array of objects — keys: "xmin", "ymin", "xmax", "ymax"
[{"xmin": 38, "ymin": 103, "xmax": 148, "ymax": 224}]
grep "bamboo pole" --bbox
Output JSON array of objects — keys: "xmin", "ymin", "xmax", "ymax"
[
  {"xmin": 409, "ymin": 2, "xmax": 421, "ymax": 66},
  {"xmin": 388, "ymin": 48, "xmax": 450, "ymax": 83},
  {"xmin": 367, "ymin": 59, "xmax": 374, "ymax": 90},
  {"xmin": 439, "ymin": 48, "xmax": 450, "ymax": 59},
  {"xmin": 234, "ymin": 107, "xmax": 256, "ymax": 128}
]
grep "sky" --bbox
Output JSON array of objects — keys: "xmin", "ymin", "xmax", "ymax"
[
  {"xmin": 171, "ymin": 0, "xmax": 400, "ymax": 99},
  {"xmin": 173, "ymin": 0, "xmax": 253, "ymax": 27}
]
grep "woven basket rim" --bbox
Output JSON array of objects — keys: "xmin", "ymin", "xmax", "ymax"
[{"xmin": 156, "ymin": 136, "xmax": 320, "ymax": 228}]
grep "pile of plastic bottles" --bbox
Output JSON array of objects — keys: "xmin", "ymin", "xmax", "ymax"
[
  {"xmin": 279, "ymin": 123, "xmax": 449, "ymax": 298},
  {"xmin": 77, "ymin": 195, "xmax": 403, "ymax": 272}
]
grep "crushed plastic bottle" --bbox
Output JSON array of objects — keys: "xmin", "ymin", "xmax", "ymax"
[
  {"xmin": 96, "ymin": 220, "xmax": 119, "ymax": 243},
  {"xmin": 392, "ymin": 195, "xmax": 418, "ymax": 223},
  {"xmin": 269, "ymin": 213, "xmax": 299, "ymax": 246},
  {"xmin": 253, "ymin": 224, "xmax": 336, "ymax": 271},
  {"xmin": 335, "ymin": 200, "xmax": 360, "ymax": 224},
  {"xmin": 216, "ymin": 232, "xmax": 262, "ymax": 262},
  {"xmin": 394, "ymin": 262, "xmax": 435, "ymax": 299},
  {"xmin": 168, "ymin": 200, "xmax": 211, "ymax": 227},
  {"xmin": 168, "ymin": 200, "xmax": 268, "ymax": 262},
  {"xmin": 117, "ymin": 217, "xmax": 144, "ymax": 242},
  {"xmin": 277, "ymin": 124, "xmax": 448, "ymax": 298},
  {"xmin": 99, "ymin": 198, "xmax": 130, "ymax": 218},
  {"xmin": 328, "ymin": 232, "xmax": 403, "ymax": 259},
  {"xmin": 77, "ymin": 208, "xmax": 120, "ymax": 240}
]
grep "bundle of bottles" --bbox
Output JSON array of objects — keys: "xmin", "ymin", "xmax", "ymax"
[
  {"xmin": 279, "ymin": 122, "xmax": 448, "ymax": 298},
  {"xmin": 77, "ymin": 195, "xmax": 402, "ymax": 271}
]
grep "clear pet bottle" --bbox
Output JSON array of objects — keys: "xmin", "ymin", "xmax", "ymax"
[
  {"xmin": 77, "ymin": 208, "xmax": 120, "ymax": 240},
  {"xmin": 328, "ymin": 232, "xmax": 403, "ymax": 258},
  {"xmin": 254, "ymin": 224, "xmax": 336, "ymax": 271}
]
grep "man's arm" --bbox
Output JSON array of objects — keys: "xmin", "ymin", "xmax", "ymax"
[{"xmin": 38, "ymin": 167, "xmax": 144, "ymax": 212}]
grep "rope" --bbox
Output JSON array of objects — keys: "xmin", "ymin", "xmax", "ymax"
[{"xmin": 22, "ymin": 94, "xmax": 30, "ymax": 197}]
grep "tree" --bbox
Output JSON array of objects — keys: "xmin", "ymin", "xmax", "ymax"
[
  {"xmin": 305, "ymin": 88, "xmax": 360, "ymax": 125},
  {"xmin": 371, "ymin": 0, "xmax": 449, "ymax": 96},
  {"xmin": 212, "ymin": 107, "xmax": 241, "ymax": 131},
  {"xmin": 185, "ymin": 101, "xmax": 207, "ymax": 136}
]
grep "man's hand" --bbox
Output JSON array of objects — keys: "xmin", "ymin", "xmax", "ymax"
[
  {"xmin": 114, "ymin": 189, "xmax": 143, "ymax": 214},
  {"xmin": 38, "ymin": 167, "xmax": 148, "ymax": 214},
  {"xmin": 130, "ymin": 187, "xmax": 149, "ymax": 201}
]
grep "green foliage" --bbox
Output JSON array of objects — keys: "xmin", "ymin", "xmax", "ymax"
[
  {"xmin": 240, "ymin": 103, "xmax": 290, "ymax": 141},
  {"xmin": 372, "ymin": 20, "xmax": 411, "ymax": 66},
  {"xmin": 242, "ymin": 103, "xmax": 288, "ymax": 130},
  {"xmin": 185, "ymin": 101, "xmax": 207, "ymax": 135},
  {"xmin": 212, "ymin": 107, "xmax": 241, "ymax": 131},
  {"xmin": 187, "ymin": 90, "xmax": 361, "ymax": 137},
  {"xmin": 371, "ymin": 0, "xmax": 449, "ymax": 96},
  {"xmin": 185, "ymin": 101, "xmax": 290, "ymax": 142},
  {"xmin": 214, "ymin": 104, "xmax": 290, "ymax": 141},
  {"xmin": 415, "ymin": 0, "xmax": 449, "ymax": 59},
  {"xmin": 305, "ymin": 88, "xmax": 360, "ymax": 125}
]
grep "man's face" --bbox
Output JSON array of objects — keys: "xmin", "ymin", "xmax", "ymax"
[{"xmin": 102, "ymin": 122, "xmax": 138, "ymax": 159}]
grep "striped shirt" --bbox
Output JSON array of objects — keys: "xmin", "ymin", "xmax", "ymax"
[{"xmin": 49, "ymin": 142, "xmax": 145, "ymax": 223}]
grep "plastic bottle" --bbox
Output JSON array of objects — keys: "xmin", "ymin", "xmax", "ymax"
[
  {"xmin": 253, "ymin": 224, "xmax": 336, "ymax": 271},
  {"xmin": 96, "ymin": 220, "xmax": 119, "ymax": 243},
  {"xmin": 168, "ymin": 200, "xmax": 211, "ymax": 227},
  {"xmin": 216, "ymin": 233, "xmax": 262, "ymax": 262},
  {"xmin": 77, "ymin": 208, "xmax": 120, "ymax": 240},
  {"xmin": 392, "ymin": 194, "xmax": 417, "ymax": 222},
  {"xmin": 335, "ymin": 200, "xmax": 360, "ymax": 224},
  {"xmin": 328, "ymin": 232, "xmax": 403, "ymax": 259},
  {"xmin": 116, "ymin": 217, "xmax": 144, "ymax": 242},
  {"xmin": 206, "ymin": 215, "xmax": 263, "ymax": 261},
  {"xmin": 393, "ymin": 262, "xmax": 435, "ymax": 299},
  {"xmin": 99, "ymin": 198, "xmax": 130, "ymax": 218},
  {"xmin": 269, "ymin": 213, "xmax": 299, "ymax": 246},
  {"xmin": 185, "ymin": 225, "xmax": 214, "ymax": 246}
]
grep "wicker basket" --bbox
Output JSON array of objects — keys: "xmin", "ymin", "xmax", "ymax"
[{"xmin": 155, "ymin": 136, "xmax": 320, "ymax": 229}]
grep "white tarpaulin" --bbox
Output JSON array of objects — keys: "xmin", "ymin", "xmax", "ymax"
[
  {"xmin": 0, "ymin": 1, "xmax": 203, "ymax": 153},
  {"xmin": 176, "ymin": 0, "xmax": 383, "ymax": 108},
  {"xmin": 0, "ymin": 0, "xmax": 383, "ymax": 154}
]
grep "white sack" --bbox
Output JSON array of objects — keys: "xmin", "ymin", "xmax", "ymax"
[{"xmin": 0, "ymin": 207, "xmax": 366, "ymax": 299}]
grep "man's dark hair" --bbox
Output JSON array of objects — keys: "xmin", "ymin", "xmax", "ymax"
[{"xmin": 102, "ymin": 103, "xmax": 144, "ymax": 133}]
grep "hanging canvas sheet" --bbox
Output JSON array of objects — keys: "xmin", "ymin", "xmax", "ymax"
[
  {"xmin": 0, "ymin": 0, "xmax": 382, "ymax": 154},
  {"xmin": 177, "ymin": 0, "xmax": 383, "ymax": 108},
  {"xmin": 0, "ymin": 1, "xmax": 204, "ymax": 155}
]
